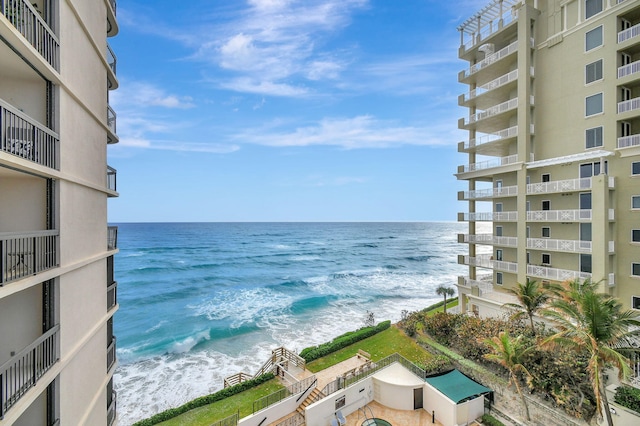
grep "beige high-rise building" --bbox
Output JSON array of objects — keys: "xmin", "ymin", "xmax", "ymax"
[
  {"xmin": 0, "ymin": 0, "xmax": 119, "ymax": 424},
  {"xmin": 456, "ymin": 0, "xmax": 640, "ymax": 317}
]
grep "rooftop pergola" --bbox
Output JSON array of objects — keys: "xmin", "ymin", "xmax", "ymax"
[{"xmin": 458, "ymin": 0, "xmax": 521, "ymax": 48}]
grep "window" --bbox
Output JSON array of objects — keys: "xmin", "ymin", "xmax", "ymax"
[
  {"xmin": 633, "ymin": 196, "xmax": 640, "ymax": 209},
  {"xmin": 585, "ymin": 26, "xmax": 603, "ymax": 51},
  {"xmin": 580, "ymin": 161, "xmax": 608, "ymax": 177},
  {"xmin": 586, "ymin": 127, "xmax": 603, "ymax": 148},
  {"xmin": 496, "ymin": 249, "xmax": 503, "ymax": 261},
  {"xmin": 526, "ymin": 226, "xmax": 530, "ymax": 238},
  {"xmin": 542, "ymin": 200, "xmax": 551, "ymax": 211},
  {"xmin": 496, "ymin": 272, "xmax": 503, "ymax": 285},
  {"xmin": 633, "ymin": 162, "xmax": 640, "ymax": 176},
  {"xmin": 632, "ymin": 229, "xmax": 640, "ymax": 242},
  {"xmin": 586, "ymin": 93, "xmax": 603, "ymax": 116},
  {"xmin": 581, "ymin": 223, "xmax": 592, "ymax": 241},
  {"xmin": 585, "ymin": 0, "xmax": 602, "ymax": 19},
  {"xmin": 495, "ymin": 203, "xmax": 503, "ymax": 212},
  {"xmin": 621, "ymin": 121, "xmax": 631, "ymax": 137},
  {"xmin": 526, "ymin": 252, "xmax": 531, "ymax": 264},
  {"xmin": 496, "ymin": 226, "xmax": 503, "ymax": 237},
  {"xmin": 580, "ymin": 193, "xmax": 592, "ymax": 210},
  {"xmin": 542, "ymin": 174, "xmax": 550, "ymax": 182},
  {"xmin": 526, "ymin": 201, "xmax": 531, "ymax": 211},
  {"xmin": 633, "ymin": 263, "xmax": 640, "ymax": 277},
  {"xmin": 580, "ymin": 254, "xmax": 592, "ymax": 273},
  {"xmin": 621, "ymin": 87, "xmax": 631, "ymax": 102},
  {"xmin": 633, "ymin": 296, "xmax": 640, "ymax": 310},
  {"xmin": 586, "ymin": 60, "xmax": 603, "ymax": 84},
  {"xmin": 542, "ymin": 253, "xmax": 551, "ymax": 265},
  {"xmin": 542, "ymin": 227, "xmax": 550, "ymax": 238}
]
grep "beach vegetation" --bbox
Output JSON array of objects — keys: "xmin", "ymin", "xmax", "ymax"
[
  {"xmin": 480, "ymin": 413, "xmax": 505, "ymax": 426},
  {"xmin": 502, "ymin": 278, "xmax": 549, "ymax": 336},
  {"xmin": 133, "ymin": 373, "xmax": 278, "ymax": 426},
  {"xmin": 614, "ymin": 385, "xmax": 640, "ymax": 414},
  {"xmin": 435, "ymin": 285, "xmax": 455, "ymax": 313}
]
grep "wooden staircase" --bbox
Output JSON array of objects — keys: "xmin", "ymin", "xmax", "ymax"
[{"xmin": 296, "ymin": 388, "xmax": 324, "ymax": 417}]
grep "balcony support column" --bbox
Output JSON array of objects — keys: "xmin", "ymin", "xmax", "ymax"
[{"xmin": 591, "ymin": 176, "xmax": 610, "ymax": 293}]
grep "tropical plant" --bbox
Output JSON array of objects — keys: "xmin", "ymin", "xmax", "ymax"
[
  {"xmin": 542, "ymin": 279, "xmax": 640, "ymax": 426},
  {"xmin": 435, "ymin": 285, "xmax": 455, "ymax": 313},
  {"xmin": 503, "ymin": 278, "xmax": 549, "ymax": 336}
]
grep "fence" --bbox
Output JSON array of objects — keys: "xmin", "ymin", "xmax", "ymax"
[{"xmin": 252, "ymin": 375, "xmax": 316, "ymax": 414}]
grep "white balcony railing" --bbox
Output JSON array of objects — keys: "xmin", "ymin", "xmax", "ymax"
[
  {"xmin": 463, "ymin": 185, "xmax": 518, "ymax": 200},
  {"xmin": 527, "ymin": 264, "xmax": 591, "ymax": 281},
  {"xmin": 463, "ymin": 255, "xmax": 518, "ymax": 273},
  {"xmin": 461, "ymin": 154, "xmax": 519, "ymax": 173},
  {"xmin": 463, "ymin": 234, "xmax": 518, "ymax": 246},
  {"xmin": 465, "ymin": 98, "xmax": 519, "ymax": 125},
  {"xmin": 618, "ymin": 134, "xmax": 640, "ymax": 149},
  {"xmin": 619, "ymin": 22, "xmax": 640, "ymax": 44},
  {"xmin": 527, "ymin": 210, "xmax": 592, "ymax": 222},
  {"xmin": 527, "ymin": 177, "xmax": 592, "ymax": 195},
  {"xmin": 527, "ymin": 238, "xmax": 591, "ymax": 253},
  {"xmin": 466, "ymin": 126, "xmax": 518, "ymax": 149},
  {"xmin": 609, "ymin": 273, "xmax": 615, "ymax": 287},
  {"xmin": 618, "ymin": 97, "xmax": 640, "ymax": 114},
  {"xmin": 609, "ymin": 240, "xmax": 615, "ymax": 253},
  {"xmin": 464, "ymin": 70, "xmax": 519, "ymax": 102},
  {"xmin": 618, "ymin": 60, "xmax": 640, "ymax": 79},
  {"xmin": 464, "ymin": 41, "xmax": 518, "ymax": 78},
  {"xmin": 463, "ymin": 211, "xmax": 518, "ymax": 222}
]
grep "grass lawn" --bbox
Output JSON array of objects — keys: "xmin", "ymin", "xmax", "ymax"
[
  {"xmin": 306, "ymin": 325, "xmax": 432, "ymax": 373},
  {"xmin": 157, "ymin": 379, "xmax": 284, "ymax": 426}
]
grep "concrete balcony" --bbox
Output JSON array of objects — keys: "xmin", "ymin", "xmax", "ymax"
[
  {"xmin": 526, "ymin": 176, "xmax": 614, "ymax": 195},
  {"xmin": 526, "ymin": 264, "xmax": 591, "ymax": 282},
  {"xmin": 1, "ymin": 98, "xmax": 59, "ymax": 169},
  {"xmin": 527, "ymin": 238, "xmax": 592, "ymax": 253},
  {"xmin": 619, "ymin": 22, "xmax": 640, "ymax": 44},
  {"xmin": 107, "ymin": 43, "xmax": 118, "ymax": 90},
  {"xmin": 618, "ymin": 97, "xmax": 640, "ymax": 114},
  {"xmin": 107, "ymin": 391, "xmax": 117, "ymax": 426},
  {"xmin": 0, "ymin": 325, "xmax": 60, "ymax": 418},
  {"xmin": 459, "ymin": 255, "xmax": 518, "ymax": 273},
  {"xmin": 460, "ymin": 184, "xmax": 517, "ymax": 200},
  {"xmin": 459, "ymin": 211, "xmax": 518, "ymax": 222},
  {"xmin": 1, "ymin": 0, "xmax": 59, "ymax": 71},
  {"xmin": 107, "ymin": 165, "xmax": 117, "ymax": 194},
  {"xmin": 462, "ymin": 97, "xmax": 519, "ymax": 126},
  {"xmin": 107, "ymin": 104, "xmax": 118, "ymax": 144},
  {"xmin": 526, "ymin": 209, "xmax": 595, "ymax": 222},
  {"xmin": 107, "ymin": 281, "xmax": 117, "ymax": 311},
  {"xmin": 107, "ymin": 0, "xmax": 118, "ymax": 37},
  {"xmin": 459, "ymin": 234, "xmax": 517, "ymax": 247},
  {"xmin": 618, "ymin": 60, "xmax": 640, "ymax": 79},
  {"xmin": 108, "ymin": 226, "xmax": 118, "ymax": 251},
  {"xmin": 460, "ymin": 69, "xmax": 523, "ymax": 107},
  {"xmin": 618, "ymin": 134, "xmax": 640, "ymax": 149},
  {"xmin": 0, "ymin": 230, "xmax": 59, "ymax": 285}
]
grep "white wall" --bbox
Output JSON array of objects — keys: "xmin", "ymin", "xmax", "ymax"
[
  {"xmin": 423, "ymin": 384, "xmax": 456, "ymax": 426},
  {"xmin": 306, "ymin": 378, "xmax": 375, "ymax": 426},
  {"xmin": 455, "ymin": 397, "xmax": 484, "ymax": 425},
  {"xmin": 0, "ymin": 283, "xmax": 42, "ymax": 365},
  {"xmin": 0, "ymin": 175, "xmax": 48, "ymax": 231},
  {"xmin": 238, "ymin": 384, "xmax": 317, "ymax": 426}
]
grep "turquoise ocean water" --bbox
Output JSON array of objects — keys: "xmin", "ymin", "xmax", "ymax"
[{"xmin": 113, "ymin": 222, "xmax": 467, "ymax": 424}]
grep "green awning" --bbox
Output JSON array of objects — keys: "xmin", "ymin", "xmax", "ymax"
[{"xmin": 425, "ymin": 370, "xmax": 491, "ymax": 403}]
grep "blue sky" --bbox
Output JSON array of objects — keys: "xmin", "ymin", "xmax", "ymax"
[{"xmin": 108, "ymin": 0, "xmax": 484, "ymax": 222}]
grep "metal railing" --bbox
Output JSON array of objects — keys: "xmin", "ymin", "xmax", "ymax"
[
  {"xmin": 618, "ymin": 60, "xmax": 640, "ymax": 79},
  {"xmin": 527, "ymin": 177, "xmax": 592, "ymax": 195},
  {"xmin": 461, "ymin": 154, "xmax": 519, "ymax": 173},
  {"xmin": 462, "ymin": 234, "xmax": 517, "ymax": 246},
  {"xmin": 465, "ymin": 97, "xmax": 519, "ymax": 126},
  {"xmin": 462, "ymin": 184, "xmax": 518, "ymax": 200},
  {"xmin": 107, "ymin": 104, "xmax": 117, "ymax": 136},
  {"xmin": 1, "ymin": 99, "xmax": 59, "ymax": 169},
  {"xmin": 252, "ymin": 375, "xmax": 316, "ymax": 414},
  {"xmin": 619, "ymin": 22, "xmax": 640, "ymax": 44},
  {"xmin": 107, "ymin": 226, "xmax": 118, "ymax": 250},
  {"xmin": 618, "ymin": 134, "xmax": 640, "ymax": 149},
  {"xmin": 527, "ymin": 264, "xmax": 591, "ymax": 282},
  {"xmin": 273, "ymin": 413, "xmax": 304, "ymax": 426},
  {"xmin": 609, "ymin": 273, "xmax": 615, "ymax": 287},
  {"xmin": 463, "ymin": 70, "xmax": 519, "ymax": 102},
  {"xmin": 526, "ymin": 210, "xmax": 592, "ymax": 222},
  {"xmin": 463, "ymin": 255, "xmax": 518, "ymax": 273},
  {"xmin": 1, "ymin": 230, "xmax": 58, "ymax": 285},
  {"xmin": 527, "ymin": 238, "xmax": 591, "ymax": 253},
  {"xmin": 211, "ymin": 412, "xmax": 239, "ymax": 426},
  {"xmin": 618, "ymin": 97, "xmax": 640, "ymax": 114},
  {"xmin": 1, "ymin": 0, "xmax": 59, "ymax": 70},
  {"xmin": 107, "ymin": 43, "xmax": 117, "ymax": 75},
  {"xmin": 107, "ymin": 166, "xmax": 117, "ymax": 192},
  {"xmin": 463, "ymin": 211, "xmax": 518, "ymax": 222},
  {"xmin": 0, "ymin": 325, "xmax": 60, "ymax": 418},
  {"xmin": 464, "ymin": 41, "xmax": 518, "ymax": 78},
  {"xmin": 107, "ymin": 337, "xmax": 116, "ymax": 372},
  {"xmin": 107, "ymin": 391, "xmax": 117, "ymax": 426},
  {"xmin": 466, "ymin": 126, "xmax": 517, "ymax": 149},
  {"xmin": 107, "ymin": 281, "xmax": 117, "ymax": 311}
]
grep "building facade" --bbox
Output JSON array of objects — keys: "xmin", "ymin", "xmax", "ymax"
[
  {"xmin": 456, "ymin": 0, "xmax": 640, "ymax": 317},
  {"xmin": 0, "ymin": 0, "xmax": 119, "ymax": 424}
]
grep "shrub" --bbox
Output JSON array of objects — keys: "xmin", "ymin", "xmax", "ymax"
[
  {"xmin": 614, "ymin": 385, "xmax": 640, "ymax": 414},
  {"xmin": 132, "ymin": 373, "xmax": 275, "ymax": 426},
  {"xmin": 422, "ymin": 312, "xmax": 464, "ymax": 345},
  {"xmin": 299, "ymin": 321, "xmax": 391, "ymax": 362},
  {"xmin": 417, "ymin": 355, "xmax": 452, "ymax": 374},
  {"xmin": 481, "ymin": 413, "xmax": 505, "ymax": 426}
]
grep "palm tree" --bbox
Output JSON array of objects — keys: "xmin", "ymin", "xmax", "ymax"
[
  {"xmin": 484, "ymin": 331, "xmax": 533, "ymax": 421},
  {"xmin": 436, "ymin": 285, "xmax": 455, "ymax": 313},
  {"xmin": 503, "ymin": 278, "xmax": 549, "ymax": 336},
  {"xmin": 542, "ymin": 279, "xmax": 640, "ymax": 426}
]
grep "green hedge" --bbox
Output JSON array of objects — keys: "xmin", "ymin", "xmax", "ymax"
[
  {"xmin": 132, "ymin": 373, "xmax": 275, "ymax": 426},
  {"xmin": 481, "ymin": 413, "xmax": 505, "ymax": 426},
  {"xmin": 299, "ymin": 321, "xmax": 391, "ymax": 362},
  {"xmin": 614, "ymin": 385, "xmax": 640, "ymax": 414}
]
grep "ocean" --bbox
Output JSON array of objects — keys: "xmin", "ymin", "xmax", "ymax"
[{"xmin": 113, "ymin": 222, "xmax": 469, "ymax": 424}]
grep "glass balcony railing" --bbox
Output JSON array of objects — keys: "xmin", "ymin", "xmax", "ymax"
[
  {"xmin": 108, "ymin": 226, "xmax": 118, "ymax": 250},
  {"xmin": 107, "ymin": 166, "xmax": 117, "ymax": 192}
]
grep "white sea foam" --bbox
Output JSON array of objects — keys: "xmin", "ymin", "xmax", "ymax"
[{"xmin": 144, "ymin": 320, "xmax": 168, "ymax": 334}]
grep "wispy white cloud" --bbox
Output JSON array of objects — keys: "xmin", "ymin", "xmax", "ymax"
[
  {"xmin": 233, "ymin": 115, "xmax": 453, "ymax": 149},
  {"xmin": 113, "ymin": 82, "xmax": 195, "ymax": 109},
  {"xmin": 116, "ymin": 138, "xmax": 240, "ymax": 154}
]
